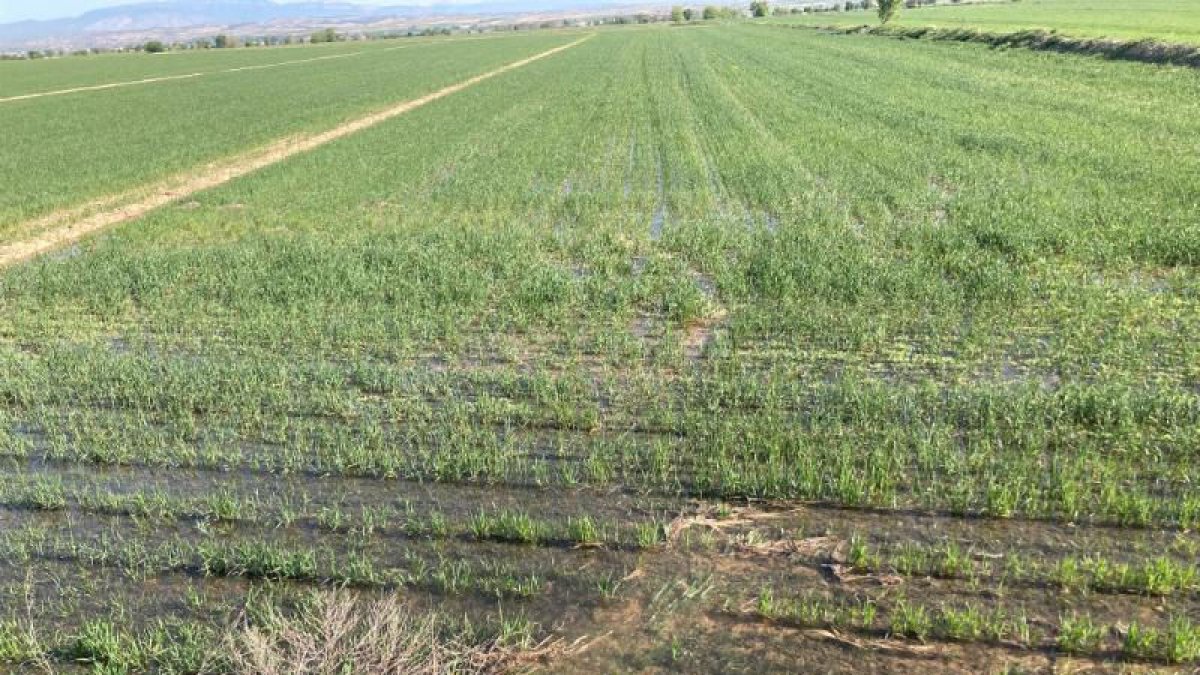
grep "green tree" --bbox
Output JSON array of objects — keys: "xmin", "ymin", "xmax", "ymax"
[
  {"xmin": 671, "ymin": 5, "xmax": 685, "ymax": 22},
  {"xmin": 750, "ymin": 0, "xmax": 769, "ymax": 17},
  {"xmin": 877, "ymin": 0, "xmax": 902, "ymax": 23},
  {"xmin": 214, "ymin": 34, "xmax": 231, "ymax": 48},
  {"xmin": 311, "ymin": 28, "xmax": 338, "ymax": 43},
  {"xmin": 702, "ymin": 5, "xmax": 718, "ymax": 18},
  {"xmin": 683, "ymin": 7, "xmax": 696, "ymax": 19},
  {"xmin": 143, "ymin": 40, "xmax": 166, "ymax": 53}
]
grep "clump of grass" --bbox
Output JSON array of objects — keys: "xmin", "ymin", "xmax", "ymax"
[
  {"xmin": 0, "ymin": 621, "xmax": 45, "ymax": 665},
  {"xmin": 199, "ymin": 542, "xmax": 319, "ymax": 581},
  {"xmin": 64, "ymin": 620, "xmax": 135, "ymax": 669},
  {"xmin": 469, "ymin": 509, "xmax": 547, "ymax": 545},
  {"xmin": 1163, "ymin": 617, "xmax": 1200, "ymax": 664},
  {"xmin": 596, "ymin": 572, "xmax": 623, "ymax": 601},
  {"xmin": 756, "ymin": 587, "xmax": 778, "ymax": 620},
  {"xmin": 635, "ymin": 521, "xmax": 666, "ymax": 548},
  {"xmin": 1125, "ymin": 617, "xmax": 1200, "ymax": 664},
  {"xmin": 1123, "ymin": 622, "xmax": 1158, "ymax": 661},
  {"xmin": 1057, "ymin": 613, "xmax": 1105, "ymax": 655},
  {"xmin": 846, "ymin": 534, "xmax": 874, "ymax": 571},
  {"xmin": 937, "ymin": 604, "xmax": 986, "ymax": 642},
  {"xmin": 567, "ymin": 515, "xmax": 600, "ymax": 546},
  {"xmin": 431, "ymin": 558, "xmax": 474, "ymax": 595},
  {"xmin": 890, "ymin": 601, "xmax": 932, "ymax": 642},
  {"xmin": 16, "ymin": 480, "xmax": 67, "ymax": 511}
]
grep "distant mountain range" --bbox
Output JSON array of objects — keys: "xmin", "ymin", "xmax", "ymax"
[{"xmin": 0, "ymin": 0, "xmax": 650, "ymax": 50}]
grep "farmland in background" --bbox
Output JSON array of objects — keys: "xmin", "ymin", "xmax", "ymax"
[
  {"xmin": 0, "ymin": 39, "xmax": 374, "ymax": 98},
  {"xmin": 0, "ymin": 32, "xmax": 573, "ymax": 229},
  {"xmin": 1, "ymin": 9, "xmax": 1199, "ymax": 674},
  {"xmin": 775, "ymin": 0, "xmax": 1200, "ymax": 44}
]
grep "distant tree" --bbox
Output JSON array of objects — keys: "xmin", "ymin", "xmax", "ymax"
[
  {"xmin": 214, "ymin": 34, "xmax": 232, "ymax": 48},
  {"xmin": 750, "ymin": 0, "xmax": 769, "ymax": 17},
  {"xmin": 702, "ymin": 5, "xmax": 719, "ymax": 18},
  {"xmin": 143, "ymin": 40, "xmax": 166, "ymax": 53},
  {"xmin": 311, "ymin": 28, "xmax": 338, "ymax": 43},
  {"xmin": 877, "ymin": 0, "xmax": 902, "ymax": 23},
  {"xmin": 683, "ymin": 7, "xmax": 696, "ymax": 19},
  {"xmin": 671, "ymin": 5, "xmax": 686, "ymax": 22}
]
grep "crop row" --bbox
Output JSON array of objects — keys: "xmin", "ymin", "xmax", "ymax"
[
  {"xmin": 838, "ymin": 537, "xmax": 1200, "ymax": 597},
  {"xmin": 0, "ymin": 525, "xmax": 563, "ymax": 601},
  {"xmin": 749, "ymin": 590, "xmax": 1200, "ymax": 664},
  {"xmin": 0, "ymin": 478, "xmax": 669, "ymax": 549},
  {"xmin": 2, "ymin": 381, "xmax": 1198, "ymax": 528}
]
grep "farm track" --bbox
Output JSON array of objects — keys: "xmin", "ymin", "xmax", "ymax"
[{"xmin": 0, "ymin": 35, "xmax": 592, "ymax": 268}]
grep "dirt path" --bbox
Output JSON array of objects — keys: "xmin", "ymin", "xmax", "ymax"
[{"xmin": 0, "ymin": 36, "xmax": 591, "ymax": 268}]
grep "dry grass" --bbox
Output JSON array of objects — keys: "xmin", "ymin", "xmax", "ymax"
[{"xmin": 224, "ymin": 590, "xmax": 570, "ymax": 675}]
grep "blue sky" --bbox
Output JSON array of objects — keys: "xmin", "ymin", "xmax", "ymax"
[
  {"xmin": 0, "ymin": 0, "xmax": 406, "ymax": 24},
  {"xmin": 0, "ymin": 0, "xmax": 132, "ymax": 23}
]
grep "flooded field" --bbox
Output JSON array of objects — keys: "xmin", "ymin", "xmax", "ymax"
[{"xmin": 2, "ymin": 14, "xmax": 1200, "ymax": 674}]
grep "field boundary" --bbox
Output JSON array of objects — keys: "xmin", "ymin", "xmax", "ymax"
[
  {"xmin": 0, "ymin": 35, "xmax": 592, "ymax": 268},
  {"xmin": 789, "ymin": 23, "xmax": 1200, "ymax": 69}
]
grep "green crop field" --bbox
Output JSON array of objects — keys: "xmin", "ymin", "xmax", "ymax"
[
  {"xmin": 776, "ymin": 0, "xmax": 1200, "ymax": 44},
  {"xmin": 0, "ymin": 33, "xmax": 574, "ymax": 231},
  {"xmin": 0, "ymin": 40, "xmax": 370, "ymax": 98},
  {"xmin": 0, "ymin": 33, "xmax": 561, "ymax": 98},
  {"xmin": 1, "ymin": 12, "xmax": 1199, "ymax": 674}
]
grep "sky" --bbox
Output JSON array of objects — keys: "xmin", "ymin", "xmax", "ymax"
[
  {"xmin": 0, "ymin": 0, "xmax": 134, "ymax": 23},
  {"xmin": 0, "ymin": 0, "xmax": 406, "ymax": 24}
]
